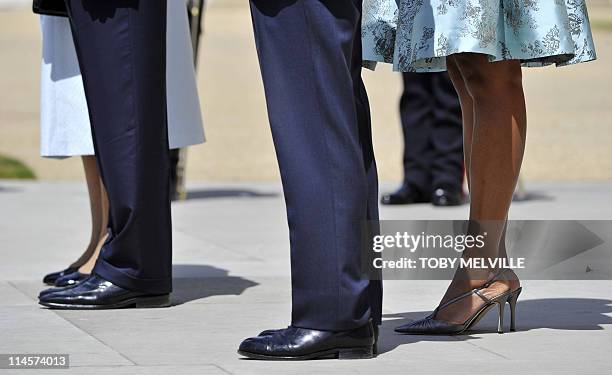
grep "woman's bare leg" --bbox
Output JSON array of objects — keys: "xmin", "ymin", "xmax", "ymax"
[
  {"xmin": 78, "ymin": 172, "xmax": 108, "ymax": 274},
  {"xmin": 68, "ymin": 156, "xmax": 109, "ymax": 273},
  {"xmin": 434, "ymin": 54, "xmax": 526, "ymax": 323},
  {"xmin": 446, "ymin": 57, "xmax": 474, "ymax": 180},
  {"xmin": 448, "ymin": 57, "xmax": 511, "ymax": 270}
]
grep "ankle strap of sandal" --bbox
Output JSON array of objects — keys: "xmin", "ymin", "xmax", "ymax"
[
  {"xmin": 483, "ymin": 269, "xmax": 511, "ymax": 288},
  {"xmin": 433, "ymin": 269, "xmax": 511, "ymax": 314}
]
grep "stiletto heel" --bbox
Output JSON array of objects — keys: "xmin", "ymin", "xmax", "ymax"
[
  {"xmin": 497, "ymin": 301, "xmax": 505, "ymax": 334},
  {"xmin": 508, "ymin": 287, "xmax": 522, "ymax": 332}
]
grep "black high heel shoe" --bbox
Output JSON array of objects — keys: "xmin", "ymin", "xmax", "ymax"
[
  {"xmin": 396, "ymin": 270, "xmax": 522, "ymax": 335},
  {"xmin": 42, "ymin": 267, "xmax": 78, "ymax": 285},
  {"xmin": 55, "ymin": 272, "xmax": 89, "ymax": 287}
]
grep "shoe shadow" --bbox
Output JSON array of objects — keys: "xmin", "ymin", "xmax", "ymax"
[
  {"xmin": 379, "ymin": 297, "xmax": 612, "ymax": 354},
  {"xmin": 184, "ymin": 188, "xmax": 278, "ymax": 200},
  {"xmin": 170, "ymin": 264, "xmax": 258, "ymax": 306}
]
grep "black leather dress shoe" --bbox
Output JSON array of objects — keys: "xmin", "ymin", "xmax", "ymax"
[
  {"xmin": 259, "ymin": 323, "xmax": 380, "ymax": 355},
  {"xmin": 431, "ymin": 187, "xmax": 463, "ymax": 207},
  {"xmin": 42, "ymin": 267, "xmax": 78, "ymax": 285},
  {"xmin": 38, "ymin": 284, "xmax": 77, "ymax": 298},
  {"xmin": 239, "ymin": 322, "xmax": 375, "ymax": 360},
  {"xmin": 381, "ymin": 185, "xmax": 429, "ymax": 205},
  {"xmin": 38, "ymin": 274, "xmax": 170, "ymax": 310},
  {"xmin": 55, "ymin": 271, "xmax": 89, "ymax": 287}
]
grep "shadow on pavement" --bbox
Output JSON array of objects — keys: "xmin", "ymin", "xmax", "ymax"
[
  {"xmin": 170, "ymin": 264, "xmax": 258, "ymax": 305},
  {"xmin": 513, "ymin": 190, "xmax": 556, "ymax": 202},
  {"xmin": 380, "ymin": 297, "xmax": 612, "ymax": 354},
  {"xmin": 185, "ymin": 188, "xmax": 278, "ymax": 200},
  {"xmin": 0, "ymin": 185, "xmax": 21, "ymax": 193}
]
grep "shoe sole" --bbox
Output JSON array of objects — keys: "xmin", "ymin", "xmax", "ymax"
[
  {"xmin": 237, "ymin": 346, "xmax": 374, "ymax": 361},
  {"xmin": 39, "ymin": 294, "xmax": 171, "ymax": 310}
]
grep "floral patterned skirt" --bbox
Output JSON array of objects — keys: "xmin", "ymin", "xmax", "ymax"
[{"xmin": 362, "ymin": 0, "xmax": 597, "ymax": 72}]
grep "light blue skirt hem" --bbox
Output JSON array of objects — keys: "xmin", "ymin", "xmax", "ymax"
[{"xmin": 362, "ymin": 0, "xmax": 597, "ymax": 73}]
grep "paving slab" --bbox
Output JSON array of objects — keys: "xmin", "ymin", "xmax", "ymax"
[
  {"xmin": 0, "ymin": 305, "xmax": 133, "ymax": 368},
  {"xmin": 1, "ymin": 180, "xmax": 612, "ymax": 374}
]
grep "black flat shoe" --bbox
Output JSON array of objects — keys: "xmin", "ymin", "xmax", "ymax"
[
  {"xmin": 38, "ymin": 274, "xmax": 170, "ymax": 310},
  {"xmin": 258, "ymin": 324, "xmax": 380, "ymax": 355},
  {"xmin": 381, "ymin": 184, "xmax": 429, "ymax": 205},
  {"xmin": 238, "ymin": 322, "xmax": 375, "ymax": 360},
  {"xmin": 55, "ymin": 271, "xmax": 89, "ymax": 287},
  {"xmin": 431, "ymin": 187, "xmax": 463, "ymax": 207},
  {"xmin": 42, "ymin": 267, "xmax": 78, "ymax": 285}
]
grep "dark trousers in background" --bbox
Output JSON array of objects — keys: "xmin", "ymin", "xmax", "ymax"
[
  {"xmin": 400, "ymin": 72, "xmax": 464, "ymax": 194},
  {"xmin": 65, "ymin": 0, "xmax": 172, "ymax": 294},
  {"xmin": 250, "ymin": 0, "xmax": 382, "ymax": 331}
]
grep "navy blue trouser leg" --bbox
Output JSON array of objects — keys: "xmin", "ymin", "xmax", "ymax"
[
  {"xmin": 250, "ymin": 0, "xmax": 382, "ymax": 331},
  {"xmin": 65, "ymin": 0, "xmax": 172, "ymax": 294},
  {"xmin": 400, "ymin": 72, "xmax": 463, "ymax": 193}
]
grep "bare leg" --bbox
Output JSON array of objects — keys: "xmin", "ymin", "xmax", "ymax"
[
  {"xmin": 446, "ymin": 59, "xmax": 511, "ymax": 266},
  {"xmin": 68, "ymin": 156, "xmax": 109, "ymax": 273},
  {"xmin": 446, "ymin": 57, "xmax": 474, "ymax": 181},
  {"xmin": 435, "ymin": 54, "xmax": 525, "ymax": 323},
  {"xmin": 78, "ymin": 168, "xmax": 108, "ymax": 274}
]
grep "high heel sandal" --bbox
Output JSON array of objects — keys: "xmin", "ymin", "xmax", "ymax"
[{"xmin": 395, "ymin": 270, "xmax": 522, "ymax": 335}]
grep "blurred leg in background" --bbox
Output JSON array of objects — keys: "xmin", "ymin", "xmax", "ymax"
[{"xmin": 381, "ymin": 72, "xmax": 464, "ymax": 207}]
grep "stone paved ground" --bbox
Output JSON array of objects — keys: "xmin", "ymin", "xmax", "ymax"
[{"xmin": 1, "ymin": 180, "xmax": 611, "ymax": 374}]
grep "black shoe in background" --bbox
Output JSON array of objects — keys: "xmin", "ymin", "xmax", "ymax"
[
  {"xmin": 380, "ymin": 184, "xmax": 430, "ymax": 205},
  {"xmin": 431, "ymin": 186, "xmax": 463, "ymax": 207}
]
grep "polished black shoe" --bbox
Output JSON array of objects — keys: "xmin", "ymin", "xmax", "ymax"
[
  {"xmin": 259, "ymin": 324, "xmax": 380, "ymax": 356},
  {"xmin": 42, "ymin": 267, "xmax": 78, "ymax": 285},
  {"xmin": 38, "ymin": 274, "xmax": 170, "ymax": 310},
  {"xmin": 431, "ymin": 187, "xmax": 463, "ymax": 207},
  {"xmin": 38, "ymin": 284, "xmax": 75, "ymax": 298},
  {"xmin": 55, "ymin": 271, "xmax": 89, "ymax": 287},
  {"xmin": 381, "ymin": 185, "xmax": 429, "ymax": 205},
  {"xmin": 239, "ymin": 322, "xmax": 375, "ymax": 360}
]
